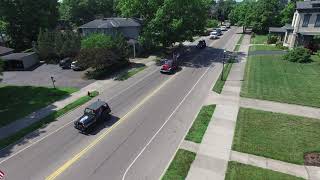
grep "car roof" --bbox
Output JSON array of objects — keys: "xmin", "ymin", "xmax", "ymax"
[{"xmin": 86, "ymin": 100, "xmax": 107, "ymax": 110}]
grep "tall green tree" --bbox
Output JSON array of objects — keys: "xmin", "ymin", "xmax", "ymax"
[
  {"xmin": 118, "ymin": 0, "xmax": 211, "ymax": 48},
  {"xmin": 280, "ymin": 2, "xmax": 296, "ymax": 25},
  {"xmin": 215, "ymin": 0, "xmax": 236, "ymax": 24},
  {"xmin": 59, "ymin": 0, "xmax": 114, "ymax": 26},
  {"xmin": 117, "ymin": 0, "xmax": 164, "ymax": 23},
  {"xmin": 251, "ymin": 0, "xmax": 282, "ymax": 33},
  {"xmin": 229, "ymin": 0, "xmax": 255, "ymax": 33},
  {"xmin": 147, "ymin": 0, "xmax": 211, "ymax": 46},
  {"xmin": 0, "ymin": 0, "xmax": 59, "ymax": 50}
]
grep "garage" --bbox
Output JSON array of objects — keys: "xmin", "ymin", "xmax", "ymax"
[{"xmin": 1, "ymin": 52, "xmax": 39, "ymax": 70}]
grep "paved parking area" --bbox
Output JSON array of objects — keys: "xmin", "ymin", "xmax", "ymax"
[{"xmin": 2, "ymin": 64, "xmax": 95, "ymax": 88}]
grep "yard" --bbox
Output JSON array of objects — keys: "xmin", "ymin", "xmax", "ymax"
[
  {"xmin": 249, "ymin": 45, "xmax": 283, "ymax": 51},
  {"xmin": 225, "ymin": 161, "xmax": 304, "ymax": 180},
  {"xmin": 232, "ymin": 108, "xmax": 320, "ymax": 165},
  {"xmin": 0, "ymin": 85, "xmax": 77, "ymax": 127},
  {"xmin": 241, "ymin": 54, "xmax": 320, "ymax": 108},
  {"xmin": 251, "ymin": 35, "xmax": 268, "ymax": 44}
]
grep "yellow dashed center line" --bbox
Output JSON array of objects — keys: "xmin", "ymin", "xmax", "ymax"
[{"xmin": 46, "ymin": 74, "xmax": 176, "ymax": 180}]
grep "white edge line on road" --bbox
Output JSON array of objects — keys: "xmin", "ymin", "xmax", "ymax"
[
  {"xmin": 122, "ymin": 65, "xmax": 212, "ymax": 180},
  {"xmin": 0, "ymin": 67, "xmax": 160, "ymax": 165}
]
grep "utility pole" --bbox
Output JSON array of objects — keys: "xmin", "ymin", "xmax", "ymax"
[
  {"xmin": 51, "ymin": 76, "xmax": 56, "ymax": 89},
  {"xmin": 221, "ymin": 50, "xmax": 226, "ymax": 81}
]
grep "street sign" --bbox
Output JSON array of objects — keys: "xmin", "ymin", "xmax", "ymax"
[{"xmin": 0, "ymin": 170, "xmax": 4, "ymax": 179}]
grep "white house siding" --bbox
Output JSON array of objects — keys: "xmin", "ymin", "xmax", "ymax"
[{"xmin": 298, "ymin": 12, "xmax": 320, "ymax": 33}]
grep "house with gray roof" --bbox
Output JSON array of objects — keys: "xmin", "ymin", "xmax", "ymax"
[
  {"xmin": 78, "ymin": 18, "xmax": 142, "ymax": 40},
  {"xmin": 1, "ymin": 52, "xmax": 39, "ymax": 70},
  {"xmin": 270, "ymin": 0, "xmax": 320, "ymax": 49},
  {"xmin": 0, "ymin": 46, "xmax": 14, "ymax": 56}
]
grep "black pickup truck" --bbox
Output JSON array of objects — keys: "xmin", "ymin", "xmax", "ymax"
[{"xmin": 74, "ymin": 100, "xmax": 111, "ymax": 132}]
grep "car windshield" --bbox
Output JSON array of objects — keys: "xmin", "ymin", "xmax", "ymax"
[
  {"xmin": 164, "ymin": 61, "xmax": 173, "ymax": 65},
  {"xmin": 84, "ymin": 108, "xmax": 94, "ymax": 115}
]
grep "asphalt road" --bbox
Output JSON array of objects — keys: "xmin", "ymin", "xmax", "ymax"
[{"xmin": 0, "ymin": 27, "xmax": 239, "ymax": 180}]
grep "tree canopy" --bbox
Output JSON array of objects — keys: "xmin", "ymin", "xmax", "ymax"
[
  {"xmin": 59, "ymin": 0, "xmax": 114, "ymax": 26},
  {"xmin": 215, "ymin": 0, "xmax": 236, "ymax": 24},
  {"xmin": 118, "ymin": 0, "xmax": 211, "ymax": 48},
  {"xmin": 0, "ymin": 0, "xmax": 59, "ymax": 50},
  {"xmin": 229, "ymin": 0, "xmax": 289, "ymax": 33}
]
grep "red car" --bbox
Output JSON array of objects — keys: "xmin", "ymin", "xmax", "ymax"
[{"xmin": 160, "ymin": 59, "xmax": 178, "ymax": 74}]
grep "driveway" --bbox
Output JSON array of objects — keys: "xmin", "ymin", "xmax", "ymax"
[{"xmin": 2, "ymin": 64, "xmax": 95, "ymax": 88}]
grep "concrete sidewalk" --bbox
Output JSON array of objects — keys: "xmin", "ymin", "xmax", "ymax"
[
  {"xmin": 185, "ymin": 31, "xmax": 250, "ymax": 180},
  {"xmin": 230, "ymin": 150, "xmax": 320, "ymax": 180},
  {"xmin": 240, "ymin": 97, "xmax": 320, "ymax": 120}
]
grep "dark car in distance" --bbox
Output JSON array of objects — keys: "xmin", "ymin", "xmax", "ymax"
[
  {"xmin": 196, "ymin": 40, "xmax": 206, "ymax": 49},
  {"xmin": 59, "ymin": 58, "xmax": 72, "ymax": 69},
  {"xmin": 74, "ymin": 100, "xmax": 111, "ymax": 132}
]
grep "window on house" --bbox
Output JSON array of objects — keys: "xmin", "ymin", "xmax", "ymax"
[
  {"xmin": 315, "ymin": 14, "xmax": 320, "ymax": 27},
  {"xmin": 302, "ymin": 14, "xmax": 312, "ymax": 27}
]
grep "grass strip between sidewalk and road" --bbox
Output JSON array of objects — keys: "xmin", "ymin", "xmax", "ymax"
[
  {"xmin": 0, "ymin": 91, "xmax": 99, "ymax": 149},
  {"xmin": 162, "ymin": 149, "xmax": 196, "ymax": 180},
  {"xmin": 212, "ymin": 63, "xmax": 233, "ymax": 94},
  {"xmin": 115, "ymin": 66, "xmax": 146, "ymax": 81},
  {"xmin": 225, "ymin": 161, "xmax": 305, "ymax": 180},
  {"xmin": 232, "ymin": 108, "xmax": 320, "ymax": 165},
  {"xmin": 234, "ymin": 34, "xmax": 244, "ymax": 52},
  {"xmin": 185, "ymin": 105, "xmax": 216, "ymax": 143}
]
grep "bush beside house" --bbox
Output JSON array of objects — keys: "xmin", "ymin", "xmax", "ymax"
[
  {"xmin": 283, "ymin": 47, "xmax": 312, "ymax": 63},
  {"xmin": 267, "ymin": 34, "xmax": 278, "ymax": 44}
]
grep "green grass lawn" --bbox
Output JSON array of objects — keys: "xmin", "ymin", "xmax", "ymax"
[
  {"xmin": 0, "ymin": 91, "xmax": 99, "ymax": 149},
  {"xmin": 225, "ymin": 161, "xmax": 305, "ymax": 180},
  {"xmin": 0, "ymin": 86, "xmax": 78, "ymax": 127},
  {"xmin": 250, "ymin": 45, "xmax": 283, "ymax": 51},
  {"xmin": 251, "ymin": 35, "xmax": 268, "ymax": 44},
  {"xmin": 232, "ymin": 108, "xmax": 320, "ymax": 165},
  {"xmin": 212, "ymin": 63, "xmax": 233, "ymax": 94},
  {"xmin": 115, "ymin": 65, "xmax": 146, "ymax": 81},
  {"xmin": 162, "ymin": 149, "xmax": 196, "ymax": 180},
  {"xmin": 185, "ymin": 105, "xmax": 215, "ymax": 143},
  {"xmin": 241, "ymin": 54, "xmax": 320, "ymax": 107}
]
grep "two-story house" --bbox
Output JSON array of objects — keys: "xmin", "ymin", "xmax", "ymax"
[
  {"xmin": 78, "ymin": 18, "xmax": 142, "ymax": 40},
  {"xmin": 270, "ymin": 0, "xmax": 320, "ymax": 49}
]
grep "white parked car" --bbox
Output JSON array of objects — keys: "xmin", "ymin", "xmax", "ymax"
[
  {"xmin": 210, "ymin": 32, "xmax": 218, "ymax": 39},
  {"xmin": 220, "ymin": 26, "xmax": 227, "ymax": 31}
]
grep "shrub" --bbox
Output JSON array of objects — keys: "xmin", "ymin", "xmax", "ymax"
[
  {"xmin": 77, "ymin": 34, "xmax": 130, "ymax": 79},
  {"xmin": 81, "ymin": 34, "xmax": 114, "ymax": 49},
  {"xmin": 283, "ymin": 47, "xmax": 312, "ymax": 63},
  {"xmin": 267, "ymin": 34, "xmax": 278, "ymax": 44},
  {"xmin": 206, "ymin": 19, "xmax": 219, "ymax": 28}
]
